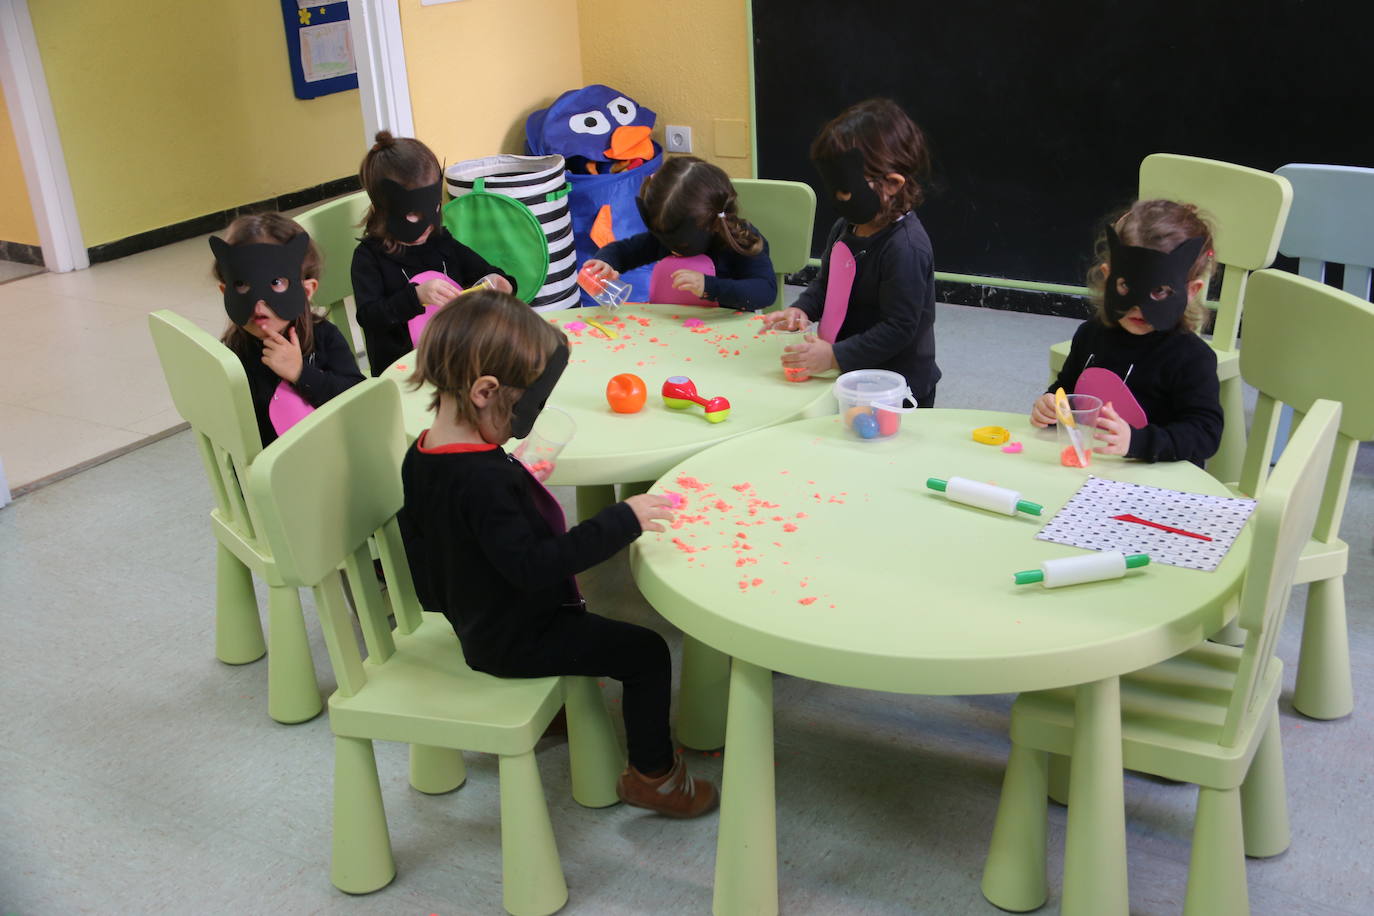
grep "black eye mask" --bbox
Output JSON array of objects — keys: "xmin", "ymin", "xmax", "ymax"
[
  {"xmin": 636, "ymin": 196, "xmax": 713, "ymax": 257},
  {"xmin": 379, "ymin": 178, "xmax": 442, "ymax": 244},
  {"xmin": 210, "ymin": 233, "xmax": 310, "ymax": 326},
  {"xmin": 509, "ymin": 343, "xmax": 570, "ymax": 439},
  {"xmin": 814, "ymin": 147, "xmax": 882, "ymax": 225},
  {"xmin": 1104, "ymin": 226, "xmax": 1206, "ymax": 329}
]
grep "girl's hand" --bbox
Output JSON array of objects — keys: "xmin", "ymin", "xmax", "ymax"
[
  {"xmin": 417, "ymin": 276, "xmax": 461, "ymax": 306},
  {"xmin": 582, "ymin": 259, "xmax": 619, "ymax": 281},
  {"xmin": 1030, "ymin": 392, "xmax": 1058, "ymax": 428},
  {"xmin": 479, "ymin": 273, "xmax": 513, "ymax": 294},
  {"xmin": 672, "ymin": 269, "xmax": 706, "ymax": 298},
  {"xmin": 625, "ymin": 494, "xmax": 674, "ymax": 533},
  {"xmin": 781, "ymin": 334, "xmax": 837, "ymax": 374},
  {"xmin": 1093, "ymin": 402, "xmax": 1131, "ymax": 456},
  {"xmin": 761, "ymin": 307, "xmax": 809, "ymax": 331},
  {"xmin": 262, "ymin": 327, "xmax": 303, "ymax": 383}
]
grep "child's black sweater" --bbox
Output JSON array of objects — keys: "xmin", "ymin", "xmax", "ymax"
[
  {"xmin": 230, "ymin": 319, "xmax": 364, "ymax": 447},
  {"xmin": 350, "ymin": 228, "xmax": 516, "ymax": 376},
  {"xmin": 1049, "ymin": 318, "xmax": 1222, "ymax": 466},
  {"xmin": 593, "ymin": 226, "xmax": 777, "ymax": 311},
  {"xmin": 398, "ymin": 440, "xmax": 641, "ymax": 672}
]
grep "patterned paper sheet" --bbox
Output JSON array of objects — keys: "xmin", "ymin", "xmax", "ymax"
[{"xmin": 1036, "ymin": 476, "xmax": 1257, "ymax": 571}]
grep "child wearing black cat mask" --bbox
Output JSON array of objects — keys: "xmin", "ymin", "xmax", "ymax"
[{"xmin": 1031, "ymin": 199, "xmax": 1223, "ymax": 465}]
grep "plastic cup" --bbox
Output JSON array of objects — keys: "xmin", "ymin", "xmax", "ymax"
[
  {"xmin": 578, "ymin": 267, "xmax": 632, "ymax": 309},
  {"xmin": 512, "ymin": 407, "xmax": 575, "ymax": 482},
  {"xmin": 774, "ymin": 325, "xmax": 813, "ymax": 382},
  {"xmin": 1056, "ymin": 393, "xmax": 1102, "ymax": 467}
]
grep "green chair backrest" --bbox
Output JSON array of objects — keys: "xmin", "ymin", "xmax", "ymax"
[
  {"xmin": 732, "ymin": 178, "xmax": 817, "ymax": 308},
  {"xmin": 1236, "ymin": 269, "xmax": 1374, "ymax": 543},
  {"xmin": 1221, "ymin": 398, "xmax": 1339, "ymax": 746},
  {"xmin": 295, "ymin": 191, "xmax": 369, "ymax": 348},
  {"xmin": 247, "ymin": 379, "xmax": 424, "ymax": 697},
  {"xmin": 1274, "ymin": 164, "xmax": 1374, "ymax": 301},
  {"xmin": 148, "ymin": 310, "xmax": 263, "ymax": 541},
  {"xmin": 1138, "ymin": 154, "xmax": 1292, "ymax": 352}
]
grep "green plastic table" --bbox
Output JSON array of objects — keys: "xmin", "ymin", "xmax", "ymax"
[
  {"xmin": 380, "ymin": 304, "xmax": 834, "ymax": 518},
  {"xmin": 628, "ymin": 409, "xmax": 1251, "ymax": 916}
]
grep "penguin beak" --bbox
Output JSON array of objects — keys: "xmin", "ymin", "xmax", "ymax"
[{"xmin": 604, "ymin": 125, "xmax": 654, "ymax": 161}]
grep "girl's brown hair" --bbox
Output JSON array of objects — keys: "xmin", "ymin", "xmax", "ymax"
[
  {"xmin": 810, "ymin": 98, "xmax": 932, "ymax": 221},
  {"xmin": 212, "ymin": 212, "xmax": 323, "ymax": 358},
  {"xmin": 359, "ymin": 130, "xmax": 443, "ymax": 251},
  {"xmin": 1088, "ymin": 199, "xmax": 1217, "ymax": 332},
  {"xmin": 411, "ymin": 290, "xmax": 567, "ymax": 429},
  {"xmin": 640, "ymin": 155, "xmax": 763, "ymax": 256}
]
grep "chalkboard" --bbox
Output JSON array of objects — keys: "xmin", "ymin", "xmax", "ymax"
[{"xmin": 752, "ymin": 1, "xmax": 1374, "ymax": 285}]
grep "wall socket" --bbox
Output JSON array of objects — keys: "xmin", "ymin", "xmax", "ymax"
[{"xmin": 664, "ymin": 125, "xmax": 693, "ymax": 153}]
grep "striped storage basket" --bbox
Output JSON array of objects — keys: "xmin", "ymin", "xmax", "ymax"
[{"xmin": 445, "ymin": 154, "xmax": 579, "ymax": 312}]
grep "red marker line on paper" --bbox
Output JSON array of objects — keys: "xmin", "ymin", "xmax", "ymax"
[{"xmin": 1111, "ymin": 514, "xmax": 1212, "ymax": 541}]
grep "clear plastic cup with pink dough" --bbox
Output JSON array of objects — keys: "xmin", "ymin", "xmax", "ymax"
[
  {"xmin": 774, "ymin": 324, "xmax": 813, "ymax": 382},
  {"xmin": 512, "ymin": 407, "xmax": 575, "ymax": 482},
  {"xmin": 577, "ymin": 266, "xmax": 632, "ymax": 309},
  {"xmin": 1056, "ymin": 393, "xmax": 1102, "ymax": 467}
]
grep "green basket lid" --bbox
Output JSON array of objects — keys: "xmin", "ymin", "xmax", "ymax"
[{"xmin": 442, "ymin": 184, "xmax": 548, "ymax": 305}]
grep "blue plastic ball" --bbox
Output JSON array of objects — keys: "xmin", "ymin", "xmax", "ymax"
[{"xmin": 853, "ymin": 413, "xmax": 880, "ymax": 439}]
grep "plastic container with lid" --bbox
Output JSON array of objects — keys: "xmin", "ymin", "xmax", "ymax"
[{"xmin": 833, "ymin": 369, "xmax": 918, "ymax": 440}]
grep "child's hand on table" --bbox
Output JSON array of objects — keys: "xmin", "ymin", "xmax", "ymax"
[
  {"xmin": 761, "ymin": 307, "xmax": 810, "ymax": 331},
  {"xmin": 1093, "ymin": 402, "xmax": 1131, "ymax": 456},
  {"xmin": 1030, "ymin": 392, "xmax": 1058, "ymax": 427},
  {"xmin": 262, "ymin": 327, "xmax": 303, "ymax": 383},
  {"xmin": 417, "ymin": 276, "xmax": 461, "ymax": 306},
  {"xmin": 581, "ymin": 259, "xmax": 619, "ymax": 281},
  {"xmin": 781, "ymin": 334, "xmax": 837, "ymax": 375},
  {"xmin": 626, "ymin": 494, "xmax": 674, "ymax": 533},
  {"xmin": 672, "ymin": 269, "xmax": 706, "ymax": 298}
]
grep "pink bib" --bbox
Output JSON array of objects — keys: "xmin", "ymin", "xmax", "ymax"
[
  {"xmin": 268, "ymin": 380, "xmax": 314, "ymax": 436},
  {"xmin": 407, "ymin": 270, "xmax": 459, "ymax": 347},
  {"xmin": 818, "ymin": 240, "xmax": 857, "ymax": 344},
  {"xmin": 649, "ymin": 255, "xmax": 716, "ymax": 306},
  {"xmin": 1076, "ymin": 367, "xmax": 1149, "ymax": 429}
]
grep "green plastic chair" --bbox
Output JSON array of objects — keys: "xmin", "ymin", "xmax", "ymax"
[
  {"xmin": 1048, "ymin": 154, "xmax": 1293, "ymax": 484},
  {"xmin": 1232, "ymin": 268, "xmax": 1374, "ymax": 720},
  {"xmin": 982, "ymin": 397, "xmax": 1341, "ymax": 916},
  {"xmin": 295, "ymin": 191, "xmax": 369, "ymax": 355},
  {"xmin": 246, "ymin": 379, "xmax": 624, "ymax": 914},
  {"xmin": 147, "ymin": 310, "xmax": 323, "ymax": 724},
  {"xmin": 732, "ymin": 178, "xmax": 817, "ymax": 310}
]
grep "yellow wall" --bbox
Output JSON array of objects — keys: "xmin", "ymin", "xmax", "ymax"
[
  {"xmin": 28, "ymin": 1, "xmax": 364, "ymax": 247},
  {"xmin": 399, "ymin": 0, "xmax": 584, "ymax": 163},
  {"xmin": 577, "ymin": 0, "xmax": 753, "ymax": 178},
  {"xmin": 0, "ymin": 86, "xmax": 40, "ymax": 246}
]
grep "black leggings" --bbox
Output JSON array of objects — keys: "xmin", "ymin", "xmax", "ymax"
[{"xmin": 483, "ymin": 612, "xmax": 675, "ymax": 773}]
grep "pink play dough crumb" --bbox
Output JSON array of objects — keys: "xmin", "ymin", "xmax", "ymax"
[
  {"xmin": 677, "ymin": 475, "xmax": 709, "ymax": 491},
  {"xmin": 671, "ymin": 538, "xmax": 697, "ymax": 554},
  {"xmin": 732, "ymin": 482, "xmax": 752, "ymax": 492},
  {"xmin": 798, "ymin": 597, "xmax": 818, "ymax": 606},
  {"xmin": 782, "ymin": 523, "xmax": 798, "ymax": 533},
  {"xmin": 683, "ymin": 317, "xmax": 705, "ymax": 328},
  {"xmin": 1002, "ymin": 442, "xmax": 1023, "ymax": 453},
  {"xmin": 563, "ymin": 321, "xmax": 587, "ymax": 332},
  {"xmin": 662, "ymin": 491, "xmax": 684, "ymax": 509}
]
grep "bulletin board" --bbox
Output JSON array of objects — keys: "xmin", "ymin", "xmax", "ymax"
[{"xmin": 280, "ymin": 0, "xmax": 358, "ymax": 100}]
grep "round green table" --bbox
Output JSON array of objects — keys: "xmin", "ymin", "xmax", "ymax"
[
  {"xmin": 628, "ymin": 409, "xmax": 1251, "ymax": 916},
  {"xmin": 380, "ymin": 304, "xmax": 834, "ymax": 518}
]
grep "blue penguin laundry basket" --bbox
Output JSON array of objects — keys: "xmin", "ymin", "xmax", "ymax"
[{"xmin": 444, "ymin": 154, "xmax": 579, "ymax": 312}]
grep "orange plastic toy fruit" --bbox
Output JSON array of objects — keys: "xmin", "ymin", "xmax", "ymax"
[{"xmin": 607, "ymin": 373, "xmax": 647, "ymax": 413}]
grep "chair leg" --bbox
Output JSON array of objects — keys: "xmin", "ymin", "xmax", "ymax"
[
  {"xmin": 409, "ymin": 744, "xmax": 466, "ymax": 795},
  {"xmin": 981, "ymin": 743, "xmax": 1049, "ymax": 912},
  {"xmin": 498, "ymin": 750, "xmax": 568, "ymax": 916},
  {"xmin": 1240, "ymin": 707, "xmax": 1290, "ymax": 858},
  {"xmin": 1208, "ymin": 376, "xmax": 1246, "ymax": 485},
  {"xmin": 266, "ymin": 585, "xmax": 323, "ymax": 724},
  {"xmin": 564, "ymin": 677, "xmax": 623, "ymax": 808},
  {"xmin": 575, "ymin": 485, "xmax": 616, "ymax": 524},
  {"xmin": 332, "ymin": 736, "xmax": 395, "ymax": 894},
  {"xmin": 1048, "ymin": 753, "xmax": 1071, "ymax": 806},
  {"xmin": 1293, "ymin": 576, "xmax": 1354, "ymax": 720},
  {"xmin": 215, "ymin": 544, "xmax": 265, "ymax": 665},
  {"xmin": 677, "ymin": 634, "xmax": 730, "ymax": 751},
  {"xmin": 1184, "ymin": 786, "xmax": 1249, "ymax": 916}
]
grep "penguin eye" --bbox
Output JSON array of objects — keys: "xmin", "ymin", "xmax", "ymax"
[
  {"xmin": 608, "ymin": 96, "xmax": 637, "ymax": 126},
  {"xmin": 569, "ymin": 110, "xmax": 611, "ymax": 135}
]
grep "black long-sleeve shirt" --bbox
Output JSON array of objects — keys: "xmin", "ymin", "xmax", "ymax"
[
  {"xmin": 1049, "ymin": 318, "xmax": 1222, "ymax": 466},
  {"xmin": 593, "ymin": 226, "xmax": 777, "ymax": 311},
  {"xmin": 399, "ymin": 439, "xmax": 642, "ymax": 671},
  {"xmin": 350, "ymin": 228, "xmax": 516, "ymax": 376},
  {"xmin": 229, "ymin": 318, "xmax": 364, "ymax": 447},
  {"xmin": 793, "ymin": 214, "xmax": 941, "ymax": 401}
]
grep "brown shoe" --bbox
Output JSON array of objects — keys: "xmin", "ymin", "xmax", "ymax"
[{"xmin": 616, "ymin": 753, "xmax": 719, "ymax": 818}]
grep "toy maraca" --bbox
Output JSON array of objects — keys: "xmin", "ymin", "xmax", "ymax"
[{"xmin": 661, "ymin": 376, "xmax": 730, "ymax": 423}]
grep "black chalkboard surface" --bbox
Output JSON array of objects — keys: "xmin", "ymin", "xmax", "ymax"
[{"xmin": 753, "ymin": 1, "xmax": 1374, "ymax": 286}]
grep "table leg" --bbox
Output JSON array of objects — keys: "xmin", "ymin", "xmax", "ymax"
[
  {"xmin": 677, "ymin": 635, "xmax": 730, "ymax": 750},
  {"xmin": 1062, "ymin": 677, "xmax": 1128, "ymax": 916},
  {"xmin": 575, "ymin": 484, "xmax": 616, "ymax": 524},
  {"xmin": 714, "ymin": 658, "xmax": 776, "ymax": 916}
]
